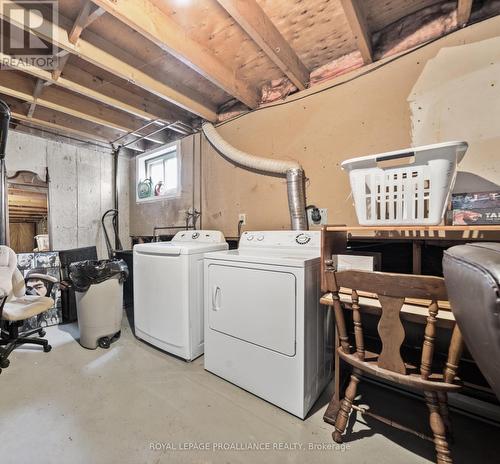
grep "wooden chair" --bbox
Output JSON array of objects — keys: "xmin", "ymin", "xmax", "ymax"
[{"xmin": 327, "ymin": 269, "xmax": 463, "ymax": 464}]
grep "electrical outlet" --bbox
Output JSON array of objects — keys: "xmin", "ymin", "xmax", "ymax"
[
  {"xmin": 307, "ymin": 208, "xmax": 328, "ymax": 226},
  {"xmin": 238, "ymin": 213, "xmax": 246, "ymax": 225}
]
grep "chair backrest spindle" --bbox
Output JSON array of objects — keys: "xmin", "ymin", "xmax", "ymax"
[
  {"xmin": 420, "ymin": 300, "xmax": 439, "ymax": 380},
  {"xmin": 351, "ymin": 289, "xmax": 365, "ymax": 360}
]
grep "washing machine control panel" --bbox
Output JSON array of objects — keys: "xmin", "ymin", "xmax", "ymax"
[
  {"xmin": 240, "ymin": 231, "xmax": 320, "ymax": 249},
  {"xmin": 172, "ymin": 230, "xmax": 226, "ymax": 243}
]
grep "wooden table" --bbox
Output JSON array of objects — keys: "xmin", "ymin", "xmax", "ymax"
[
  {"xmin": 321, "ymin": 225, "xmax": 500, "ymax": 277},
  {"xmin": 320, "ymin": 225, "xmax": 500, "ymax": 425}
]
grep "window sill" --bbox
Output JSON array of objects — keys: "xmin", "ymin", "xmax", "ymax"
[{"xmin": 136, "ymin": 192, "xmax": 180, "ymax": 204}]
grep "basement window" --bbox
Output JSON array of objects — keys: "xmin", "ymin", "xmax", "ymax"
[{"xmin": 136, "ymin": 142, "xmax": 181, "ymax": 202}]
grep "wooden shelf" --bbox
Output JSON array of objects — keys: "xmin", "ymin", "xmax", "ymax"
[
  {"xmin": 324, "ymin": 225, "xmax": 500, "ymax": 232},
  {"xmin": 322, "ymin": 224, "xmax": 500, "ymax": 243}
]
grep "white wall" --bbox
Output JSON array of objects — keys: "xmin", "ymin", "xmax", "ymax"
[
  {"xmin": 409, "ymin": 35, "xmax": 500, "ymax": 193},
  {"xmin": 6, "ymin": 130, "xmax": 130, "ymax": 257}
]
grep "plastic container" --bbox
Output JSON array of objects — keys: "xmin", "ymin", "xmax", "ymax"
[
  {"xmin": 341, "ymin": 141, "xmax": 468, "ymax": 226},
  {"xmin": 35, "ymin": 234, "xmax": 49, "ymax": 251},
  {"xmin": 69, "ymin": 259, "xmax": 128, "ymax": 349}
]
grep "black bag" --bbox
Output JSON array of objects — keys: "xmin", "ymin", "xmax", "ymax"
[{"xmin": 69, "ymin": 259, "xmax": 128, "ymax": 293}]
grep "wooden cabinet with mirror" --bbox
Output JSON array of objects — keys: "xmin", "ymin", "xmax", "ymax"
[{"xmin": 7, "ymin": 170, "xmax": 50, "ymax": 253}]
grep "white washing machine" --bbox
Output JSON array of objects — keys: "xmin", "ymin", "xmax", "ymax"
[
  {"xmin": 204, "ymin": 230, "xmax": 333, "ymax": 419},
  {"xmin": 133, "ymin": 230, "xmax": 228, "ymax": 360}
]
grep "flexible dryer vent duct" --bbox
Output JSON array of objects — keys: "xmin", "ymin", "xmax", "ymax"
[{"xmin": 202, "ymin": 123, "xmax": 308, "ymax": 230}]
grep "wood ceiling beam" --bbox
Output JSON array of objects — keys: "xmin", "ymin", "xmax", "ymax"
[
  {"xmin": 11, "ymin": 112, "xmax": 110, "ymax": 144},
  {"xmin": 52, "ymin": 1, "xmax": 104, "ymax": 81},
  {"xmin": 457, "ymin": 0, "xmax": 473, "ymax": 27},
  {"xmin": 0, "ymin": 71, "xmax": 145, "ymax": 133},
  {"xmin": 340, "ymin": 0, "xmax": 373, "ymax": 64},
  {"xmin": 5, "ymin": 92, "xmax": 151, "ymax": 150},
  {"xmin": 91, "ymin": 0, "xmax": 261, "ymax": 109},
  {"xmin": 51, "ymin": 53, "xmax": 70, "ymax": 81},
  {"xmin": 85, "ymin": 6, "xmax": 106, "ymax": 27},
  {"xmin": 69, "ymin": 0, "xmax": 93, "ymax": 44},
  {"xmin": 0, "ymin": 0, "xmax": 217, "ymax": 121},
  {"xmin": 216, "ymin": 0, "xmax": 309, "ymax": 90},
  {"xmin": 0, "ymin": 54, "xmax": 189, "ymax": 129}
]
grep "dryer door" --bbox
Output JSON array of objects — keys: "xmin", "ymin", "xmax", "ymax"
[{"xmin": 207, "ymin": 263, "xmax": 297, "ymax": 356}]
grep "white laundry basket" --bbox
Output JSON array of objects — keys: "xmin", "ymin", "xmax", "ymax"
[{"xmin": 341, "ymin": 141, "xmax": 468, "ymax": 226}]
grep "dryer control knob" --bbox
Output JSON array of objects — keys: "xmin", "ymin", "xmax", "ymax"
[
  {"xmin": 192, "ymin": 232, "xmax": 200, "ymax": 239},
  {"xmin": 246, "ymin": 234, "xmax": 254, "ymax": 241},
  {"xmin": 256, "ymin": 235, "xmax": 264, "ymax": 241},
  {"xmin": 295, "ymin": 233, "xmax": 311, "ymax": 245}
]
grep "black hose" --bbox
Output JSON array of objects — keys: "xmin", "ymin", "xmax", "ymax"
[
  {"xmin": 101, "ymin": 209, "xmax": 123, "ymax": 259},
  {"xmin": 0, "ymin": 99, "xmax": 11, "ymax": 159},
  {"xmin": 0, "ymin": 99, "xmax": 11, "ymax": 246}
]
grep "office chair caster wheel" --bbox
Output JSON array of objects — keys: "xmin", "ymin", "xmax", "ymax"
[
  {"xmin": 39, "ymin": 329, "xmax": 46, "ymax": 337},
  {"xmin": 43, "ymin": 344, "xmax": 52, "ymax": 353},
  {"xmin": 98, "ymin": 337, "xmax": 110, "ymax": 349},
  {"xmin": 0, "ymin": 358, "xmax": 9, "ymax": 368}
]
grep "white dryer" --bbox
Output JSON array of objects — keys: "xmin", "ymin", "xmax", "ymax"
[
  {"xmin": 133, "ymin": 230, "xmax": 228, "ymax": 360},
  {"xmin": 204, "ymin": 230, "xmax": 333, "ymax": 419}
]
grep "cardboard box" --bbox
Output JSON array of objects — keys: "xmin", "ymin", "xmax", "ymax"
[
  {"xmin": 452, "ymin": 208, "xmax": 500, "ymax": 225},
  {"xmin": 452, "ymin": 191, "xmax": 500, "ymax": 210},
  {"xmin": 451, "ymin": 191, "xmax": 500, "ymax": 225}
]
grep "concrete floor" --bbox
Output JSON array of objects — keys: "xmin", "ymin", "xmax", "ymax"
[{"xmin": 1, "ymin": 318, "xmax": 499, "ymax": 464}]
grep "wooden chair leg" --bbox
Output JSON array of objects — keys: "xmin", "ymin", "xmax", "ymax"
[
  {"xmin": 333, "ymin": 368, "xmax": 361, "ymax": 443},
  {"xmin": 425, "ymin": 391, "xmax": 453, "ymax": 464},
  {"xmin": 437, "ymin": 391, "xmax": 453, "ymax": 441}
]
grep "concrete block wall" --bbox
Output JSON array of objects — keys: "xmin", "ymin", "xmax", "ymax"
[{"xmin": 6, "ymin": 130, "xmax": 130, "ymax": 257}]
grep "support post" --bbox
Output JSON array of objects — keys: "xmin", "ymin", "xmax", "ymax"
[
  {"xmin": 0, "ymin": 99, "xmax": 11, "ymax": 245},
  {"xmin": 112, "ymin": 147, "xmax": 120, "ymax": 250}
]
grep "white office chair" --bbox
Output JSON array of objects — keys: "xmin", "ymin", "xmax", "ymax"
[{"xmin": 0, "ymin": 245, "xmax": 57, "ymax": 374}]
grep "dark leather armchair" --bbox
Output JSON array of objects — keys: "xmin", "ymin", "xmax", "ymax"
[{"xmin": 443, "ymin": 242, "xmax": 500, "ymax": 400}]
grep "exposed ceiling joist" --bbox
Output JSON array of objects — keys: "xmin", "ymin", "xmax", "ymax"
[
  {"xmin": 69, "ymin": 0, "xmax": 93, "ymax": 44},
  {"xmin": 70, "ymin": 1, "xmax": 107, "ymax": 44},
  {"xmin": 3, "ymin": 76, "xmax": 179, "ymax": 147},
  {"xmin": 12, "ymin": 111, "xmax": 109, "ymax": 144},
  {"xmin": 51, "ymin": 53, "xmax": 70, "ymax": 81},
  {"xmin": 91, "ymin": 0, "xmax": 261, "ymax": 109},
  {"xmin": 0, "ymin": 0, "xmax": 218, "ymax": 121},
  {"xmin": 340, "ymin": 0, "xmax": 373, "ymax": 64},
  {"xmin": 216, "ymin": 0, "xmax": 309, "ymax": 90},
  {"xmin": 0, "ymin": 71, "xmax": 149, "ymax": 133},
  {"xmin": 52, "ymin": 1, "xmax": 105, "ymax": 81},
  {"xmin": 0, "ymin": 54, "xmax": 189, "ymax": 130},
  {"xmin": 85, "ymin": 5, "xmax": 106, "ymax": 27},
  {"xmin": 457, "ymin": 0, "xmax": 474, "ymax": 26}
]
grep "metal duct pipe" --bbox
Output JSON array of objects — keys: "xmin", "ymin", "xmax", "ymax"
[
  {"xmin": 0, "ymin": 100, "xmax": 11, "ymax": 246},
  {"xmin": 286, "ymin": 168, "xmax": 307, "ymax": 230},
  {"xmin": 202, "ymin": 122, "xmax": 308, "ymax": 230}
]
